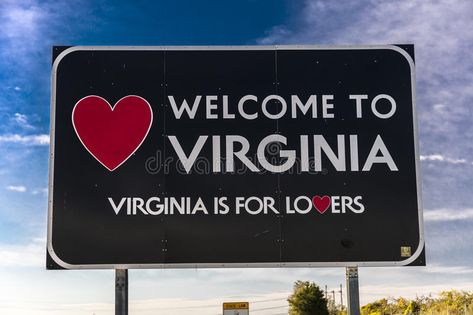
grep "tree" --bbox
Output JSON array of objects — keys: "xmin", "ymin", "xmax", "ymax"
[
  {"xmin": 358, "ymin": 291, "xmax": 473, "ymax": 315},
  {"xmin": 395, "ymin": 297, "xmax": 409, "ymax": 313},
  {"xmin": 439, "ymin": 290, "xmax": 473, "ymax": 315},
  {"xmin": 361, "ymin": 298, "xmax": 388, "ymax": 315},
  {"xmin": 403, "ymin": 301, "xmax": 420, "ymax": 315},
  {"xmin": 288, "ymin": 280, "xmax": 329, "ymax": 315}
]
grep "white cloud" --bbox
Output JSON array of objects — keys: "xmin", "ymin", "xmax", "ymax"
[
  {"xmin": 12, "ymin": 113, "xmax": 34, "ymax": 129},
  {"xmin": 0, "ymin": 1, "xmax": 48, "ymax": 54},
  {"xmin": 32, "ymin": 187, "xmax": 48, "ymax": 195},
  {"xmin": 127, "ymin": 292, "xmax": 289, "ymax": 315},
  {"xmin": 0, "ymin": 0, "xmax": 95, "ymax": 61},
  {"xmin": 1, "ymin": 272, "xmax": 471, "ymax": 315},
  {"xmin": 0, "ymin": 3, "xmax": 43, "ymax": 40},
  {"xmin": 424, "ymin": 264, "xmax": 473, "ymax": 275},
  {"xmin": 356, "ymin": 265, "xmax": 473, "ymax": 303},
  {"xmin": 420, "ymin": 154, "xmax": 468, "ymax": 165},
  {"xmin": 424, "ymin": 208, "xmax": 473, "ymax": 222},
  {"xmin": 360, "ymin": 282, "xmax": 473, "ymax": 304},
  {"xmin": 0, "ymin": 0, "xmax": 98, "ymax": 102},
  {"xmin": 0, "ymin": 237, "xmax": 44, "ymax": 267},
  {"xmin": 6, "ymin": 185, "xmax": 27, "ymax": 192},
  {"xmin": 258, "ymin": 25, "xmax": 292, "ymax": 45},
  {"xmin": 0, "ymin": 292, "xmax": 289, "ymax": 315},
  {"xmin": 0, "ymin": 134, "xmax": 49, "ymax": 145}
]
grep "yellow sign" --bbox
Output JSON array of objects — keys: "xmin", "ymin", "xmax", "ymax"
[{"xmin": 223, "ymin": 302, "xmax": 249, "ymax": 310}]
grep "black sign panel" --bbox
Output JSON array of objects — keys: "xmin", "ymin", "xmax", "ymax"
[{"xmin": 48, "ymin": 46, "xmax": 424, "ymax": 269}]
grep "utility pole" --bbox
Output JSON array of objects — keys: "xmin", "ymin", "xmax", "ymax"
[
  {"xmin": 340, "ymin": 284, "xmax": 344, "ymax": 310},
  {"xmin": 346, "ymin": 267, "xmax": 360, "ymax": 315}
]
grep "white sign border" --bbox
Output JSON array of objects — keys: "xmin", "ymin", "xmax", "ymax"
[{"xmin": 48, "ymin": 45, "xmax": 424, "ymax": 269}]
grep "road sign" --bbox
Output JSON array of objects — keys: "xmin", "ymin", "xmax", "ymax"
[
  {"xmin": 47, "ymin": 45, "xmax": 424, "ymax": 269},
  {"xmin": 223, "ymin": 302, "xmax": 249, "ymax": 315}
]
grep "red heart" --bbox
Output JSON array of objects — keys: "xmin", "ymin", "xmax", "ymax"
[
  {"xmin": 312, "ymin": 195, "xmax": 331, "ymax": 214},
  {"xmin": 72, "ymin": 95, "xmax": 153, "ymax": 171}
]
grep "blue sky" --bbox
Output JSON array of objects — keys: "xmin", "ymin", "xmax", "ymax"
[{"xmin": 1, "ymin": 0, "xmax": 473, "ymax": 314}]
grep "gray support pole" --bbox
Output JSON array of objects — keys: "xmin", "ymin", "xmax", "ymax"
[
  {"xmin": 346, "ymin": 267, "xmax": 360, "ymax": 315},
  {"xmin": 115, "ymin": 269, "xmax": 128, "ymax": 315}
]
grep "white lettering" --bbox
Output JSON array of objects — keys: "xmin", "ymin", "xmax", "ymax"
[
  {"xmin": 168, "ymin": 95, "xmax": 202, "ymax": 119},
  {"xmin": 349, "ymin": 94, "xmax": 368, "ymax": 118},
  {"xmin": 291, "ymin": 95, "xmax": 317, "ymax": 118},
  {"xmin": 314, "ymin": 135, "xmax": 346, "ymax": 171},
  {"xmin": 108, "ymin": 197, "xmax": 126, "ymax": 215},
  {"xmin": 363, "ymin": 135, "xmax": 398, "ymax": 171},
  {"xmin": 168, "ymin": 135, "xmax": 208, "ymax": 173},
  {"xmin": 262, "ymin": 95, "xmax": 287, "ymax": 119},
  {"xmin": 371, "ymin": 94, "xmax": 396, "ymax": 119},
  {"xmin": 238, "ymin": 95, "xmax": 258, "ymax": 120},
  {"xmin": 206, "ymin": 95, "xmax": 218, "ymax": 119},
  {"xmin": 257, "ymin": 135, "xmax": 296, "ymax": 173}
]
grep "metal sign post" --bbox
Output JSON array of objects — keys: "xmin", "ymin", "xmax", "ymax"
[
  {"xmin": 115, "ymin": 269, "xmax": 128, "ymax": 315},
  {"xmin": 346, "ymin": 267, "xmax": 360, "ymax": 315}
]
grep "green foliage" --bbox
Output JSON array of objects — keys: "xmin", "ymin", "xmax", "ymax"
[
  {"xmin": 287, "ymin": 284, "xmax": 472, "ymax": 315},
  {"xmin": 403, "ymin": 301, "xmax": 420, "ymax": 315},
  {"xmin": 288, "ymin": 280, "xmax": 329, "ymax": 315},
  {"xmin": 361, "ymin": 298, "xmax": 389, "ymax": 315},
  {"xmin": 359, "ymin": 290, "xmax": 473, "ymax": 315},
  {"xmin": 438, "ymin": 290, "xmax": 473, "ymax": 314}
]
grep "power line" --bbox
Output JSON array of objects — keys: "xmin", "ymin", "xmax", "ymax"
[
  {"xmin": 251, "ymin": 297, "xmax": 288, "ymax": 304},
  {"xmin": 2, "ymin": 297, "xmax": 289, "ymax": 312},
  {"xmin": 252, "ymin": 305, "xmax": 288, "ymax": 312},
  {"xmin": 136, "ymin": 297, "xmax": 288, "ymax": 311}
]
